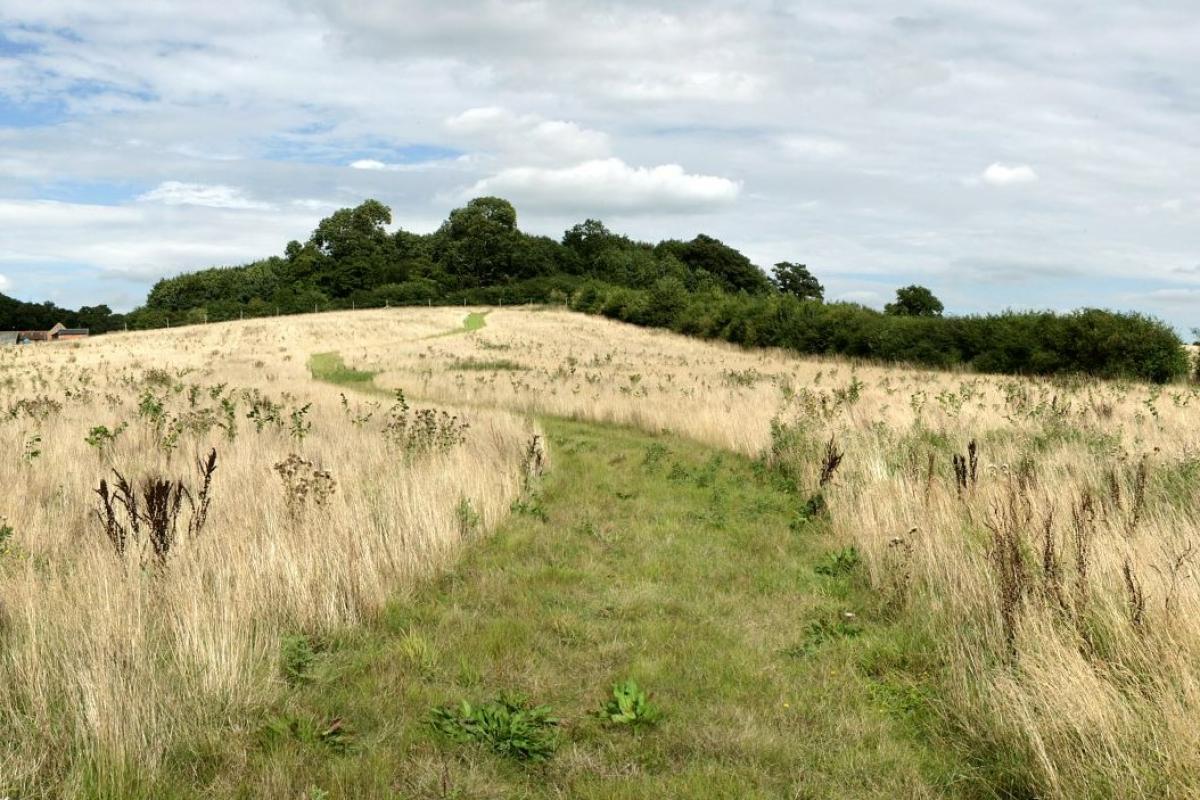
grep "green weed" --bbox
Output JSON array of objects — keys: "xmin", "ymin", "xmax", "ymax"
[
  {"xmin": 782, "ymin": 616, "xmax": 864, "ymax": 659},
  {"xmin": 597, "ymin": 680, "xmax": 661, "ymax": 727},
  {"xmin": 814, "ymin": 546, "xmax": 862, "ymax": 577},
  {"xmin": 429, "ymin": 694, "xmax": 559, "ymax": 761}
]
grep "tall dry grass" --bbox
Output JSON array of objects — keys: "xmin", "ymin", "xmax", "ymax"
[
  {"xmin": 365, "ymin": 306, "xmax": 1200, "ymax": 797},
  {"xmin": 0, "ymin": 310, "xmax": 536, "ymax": 796},
  {"xmin": 7, "ymin": 304, "xmax": 1200, "ymax": 797}
]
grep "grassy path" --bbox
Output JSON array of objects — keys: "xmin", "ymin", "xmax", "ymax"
[
  {"xmin": 180, "ymin": 414, "xmax": 956, "ymax": 798},
  {"xmin": 425, "ymin": 311, "xmax": 488, "ymax": 339}
]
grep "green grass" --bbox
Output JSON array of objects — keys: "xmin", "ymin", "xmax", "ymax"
[
  {"xmin": 426, "ymin": 311, "xmax": 489, "ymax": 339},
  {"xmin": 308, "ymin": 352, "xmax": 377, "ymax": 386},
  {"xmin": 145, "ymin": 416, "xmax": 968, "ymax": 799},
  {"xmin": 448, "ymin": 358, "xmax": 525, "ymax": 371}
]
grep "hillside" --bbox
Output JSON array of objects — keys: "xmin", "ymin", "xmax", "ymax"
[{"xmin": 128, "ymin": 198, "xmax": 1187, "ymax": 383}]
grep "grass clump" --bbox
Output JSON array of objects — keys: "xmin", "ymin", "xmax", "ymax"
[
  {"xmin": 782, "ymin": 616, "xmax": 864, "ymax": 659},
  {"xmin": 280, "ymin": 634, "xmax": 318, "ymax": 686},
  {"xmin": 597, "ymin": 679, "xmax": 661, "ymax": 727},
  {"xmin": 449, "ymin": 358, "xmax": 525, "ymax": 371},
  {"xmin": 259, "ymin": 714, "xmax": 355, "ymax": 754},
  {"xmin": 428, "ymin": 694, "xmax": 559, "ymax": 761}
]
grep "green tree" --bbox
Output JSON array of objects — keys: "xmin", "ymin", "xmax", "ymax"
[
  {"xmin": 307, "ymin": 199, "xmax": 396, "ymax": 295},
  {"xmin": 770, "ymin": 262, "xmax": 824, "ymax": 301},
  {"xmin": 885, "ymin": 285, "xmax": 944, "ymax": 317},
  {"xmin": 435, "ymin": 197, "xmax": 520, "ymax": 286},
  {"xmin": 655, "ymin": 235, "xmax": 773, "ymax": 295}
]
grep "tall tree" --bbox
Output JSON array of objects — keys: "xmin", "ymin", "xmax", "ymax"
[
  {"xmin": 770, "ymin": 262, "xmax": 824, "ymax": 301},
  {"xmin": 885, "ymin": 284, "xmax": 944, "ymax": 317},
  {"xmin": 655, "ymin": 234, "xmax": 772, "ymax": 294},
  {"xmin": 307, "ymin": 199, "xmax": 396, "ymax": 294},
  {"xmin": 435, "ymin": 197, "xmax": 520, "ymax": 286}
]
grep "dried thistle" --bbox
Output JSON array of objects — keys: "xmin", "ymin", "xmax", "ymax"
[
  {"xmin": 818, "ymin": 436, "xmax": 843, "ymax": 488},
  {"xmin": 275, "ymin": 453, "xmax": 337, "ymax": 520},
  {"xmin": 93, "ymin": 448, "xmax": 218, "ymax": 564},
  {"xmin": 1122, "ymin": 558, "xmax": 1146, "ymax": 631}
]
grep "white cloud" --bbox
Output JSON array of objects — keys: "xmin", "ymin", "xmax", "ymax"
[
  {"xmin": 779, "ymin": 136, "xmax": 850, "ymax": 159},
  {"xmin": 348, "ymin": 157, "xmax": 460, "ymax": 172},
  {"xmin": 1131, "ymin": 288, "xmax": 1200, "ymax": 307},
  {"xmin": 291, "ymin": 198, "xmax": 342, "ymax": 211},
  {"xmin": 836, "ymin": 289, "xmax": 884, "ymax": 305},
  {"xmin": 137, "ymin": 181, "xmax": 272, "ymax": 210},
  {"xmin": 445, "ymin": 107, "xmax": 611, "ymax": 164},
  {"xmin": 981, "ymin": 163, "xmax": 1039, "ymax": 186},
  {"xmin": 464, "ymin": 157, "xmax": 740, "ymax": 214},
  {"xmin": 0, "ymin": 199, "xmax": 318, "ymax": 284},
  {"xmin": 0, "ymin": 200, "xmax": 143, "ymax": 227},
  {"xmin": 6, "ymin": 1, "xmax": 1200, "ymax": 327}
]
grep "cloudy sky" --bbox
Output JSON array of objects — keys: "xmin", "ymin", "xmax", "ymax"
[{"xmin": 2, "ymin": 2, "xmax": 1200, "ymax": 329}]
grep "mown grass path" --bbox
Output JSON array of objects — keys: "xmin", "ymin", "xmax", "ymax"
[
  {"xmin": 187, "ymin": 412, "xmax": 957, "ymax": 798},
  {"xmin": 424, "ymin": 310, "xmax": 488, "ymax": 339}
]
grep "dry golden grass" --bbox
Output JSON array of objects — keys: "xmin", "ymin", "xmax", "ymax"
[
  {"xmin": 5, "ymin": 305, "xmax": 1199, "ymax": 797},
  {"xmin": 364, "ymin": 307, "xmax": 1200, "ymax": 798},
  {"xmin": 0, "ymin": 309, "xmax": 536, "ymax": 794}
]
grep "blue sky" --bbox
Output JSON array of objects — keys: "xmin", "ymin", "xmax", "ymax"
[{"xmin": 1, "ymin": 2, "xmax": 1200, "ymax": 333}]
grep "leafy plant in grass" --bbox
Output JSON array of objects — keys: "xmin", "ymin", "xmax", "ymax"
[
  {"xmin": 259, "ymin": 714, "xmax": 355, "ymax": 753},
  {"xmin": 455, "ymin": 497, "xmax": 481, "ymax": 539},
  {"xmin": 641, "ymin": 442, "xmax": 669, "ymax": 472},
  {"xmin": 814, "ymin": 546, "xmax": 861, "ymax": 577},
  {"xmin": 782, "ymin": 616, "xmax": 864, "ymax": 659},
  {"xmin": 510, "ymin": 495, "xmax": 549, "ymax": 521},
  {"xmin": 280, "ymin": 634, "xmax": 318, "ymax": 686},
  {"xmin": 85, "ymin": 422, "xmax": 127, "ymax": 455},
  {"xmin": 428, "ymin": 694, "xmax": 559, "ymax": 761},
  {"xmin": 22, "ymin": 433, "xmax": 41, "ymax": 463},
  {"xmin": 597, "ymin": 680, "xmax": 661, "ymax": 727}
]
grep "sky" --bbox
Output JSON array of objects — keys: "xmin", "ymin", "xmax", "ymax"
[{"xmin": 2, "ymin": 2, "xmax": 1200, "ymax": 331}]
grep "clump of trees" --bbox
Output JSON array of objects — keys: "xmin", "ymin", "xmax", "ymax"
[
  {"xmin": 122, "ymin": 197, "xmax": 1187, "ymax": 383},
  {"xmin": 0, "ymin": 295, "xmax": 124, "ymax": 334}
]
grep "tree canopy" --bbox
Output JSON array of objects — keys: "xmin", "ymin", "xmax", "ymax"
[
  {"xmin": 885, "ymin": 285, "xmax": 944, "ymax": 317},
  {"xmin": 771, "ymin": 262, "xmax": 824, "ymax": 302}
]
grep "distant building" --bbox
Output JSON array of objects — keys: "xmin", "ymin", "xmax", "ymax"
[
  {"xmin": 49, "ymin": 323, "xmax": 89, "ymax": 341},
  {"xmin": 0, "ymin": 323, "xmax": 90, "ymax": 344}
]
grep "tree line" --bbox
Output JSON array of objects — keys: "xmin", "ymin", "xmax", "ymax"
[
  {"xmin": 23, "ymin": 196, "xmax": 1190, "ymax": 382},
  {"xmin": 0, "ymin": 295, "xmax": 125, "ymax": 335}
]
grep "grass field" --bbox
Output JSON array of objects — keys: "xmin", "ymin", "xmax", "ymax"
[
  {"xmin": 164, "ymin": 417, "xmax": 955, "ymax": 799},
  {"xmin": 2, "ymin": 306, "xmax": 1199, "ymax": 798}
]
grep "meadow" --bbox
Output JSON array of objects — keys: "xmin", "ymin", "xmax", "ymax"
[
  {"xmin": 2, "ymin": 305, "xmax": 1198, "ymax": 797},
  {"xmin": 0, "ymin": 309, "xmax": 535, "ymax": 797}
]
